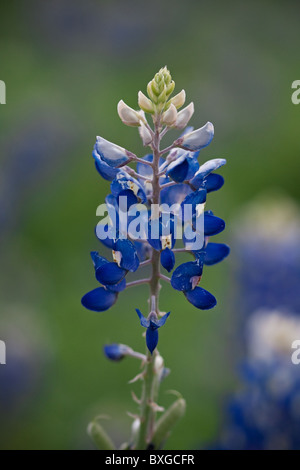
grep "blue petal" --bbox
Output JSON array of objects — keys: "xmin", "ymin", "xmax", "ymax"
[
  {"xmin": 148, "ymin": 216, "xmax": 176, "ymax": 251},
  {"xmin": 180, "ymin": 122, "xmax": 214, "ymax": 152},
  {"xmin": 181, "ymin": 187, "xmax": 207, "ymax": 217},
  {"xmin": 161, "ymin": 183, "xmax": 192, "ymax": 206},
  {"xmin": 180, "ymin": 126, "xmax": 194, "ymax": 137},
  {"xmin": 93, "ymin": 150, "xmax": 120, "ymax": 181},
  {"xmin": 114, "ymin": 239, "xmax": 140, "ymax": 272},
  {"xmin": 134, "ymin": 240, "xmax": 152, "ymax": 262},
  {"xmin": 184, "ymin": 287, "xmax": 217, "ymax": 309},
  {"xmin": 136, "ymin": 154, "xmax": 154, "ymax": 179},
  {"xmin": 95, "ymin": 262, "xmax": 126, "ymax": 285},
  {"xmin": 111, "ymin": 171, "xmax": 147, "ymax": 205},
  {"xmin": 205, "ymin": 173, "xmax": 224, "ymax": 193},
  {"xmin": 117, "ymin": 189, "xmax": 139, "ymax": 210},
  {"xmin": 204, "ymin": 212, "xmax": 225, "ymax": 236},
  {"xmin": 146, "ymin": 328, "xmax": 159, "ymax": 354},
  {"xmin": 166, "ymin": 152, "xmax": 199, "ymax": 183},
  {"xmin": 136, "ymin": 308, "xmax": 150, "ymax": 328},
  {"xmin": 166, "ymin": 154, "xmax": 189, "ymax": 183},
  {"xmin": 106, "ymin": 278, "xmax": 126, "ymax": 292},
  {"xmin": 81, "ymin": 287, "xmax": 117, "ymax": 312},
  {"xmin": 171, "ymin": 261, "xmax": 203, "ymax": 291},
  {"xmin": 90, "ymin": 251, "xmax": 108, "ymax": 270},
  {"xmin": 190, "ymin": 159, "xmax": 226, "ymax": 187},
  {"xmin": 104, "ymin": 344, "xmax": 127, "ymax": 361},
  {"xmin": 160, "ymin": 248, "xmax": 175, "ymax": 272},
  {"xmin": 156, "ymin": 311, "xmax": 171, "ymax": 328},
  {"xmin": 95, "ymin": 225, "xmax": 116, "ymax": 249},
  {"xmin": 185, "ymin": 155, "xmax": 200, "ymax": 181},
  {"xmin": 204, "ymin": 243, "xmax": 230, "ymax": 265},
  {"xmin": 147, "ymin": 218, "xmax": 162, "ymax": 251}
]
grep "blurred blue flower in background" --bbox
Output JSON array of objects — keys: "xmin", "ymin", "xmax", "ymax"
[
  {"xmin": 209, "ymin": 195, "xmax": 300, "ymax": 450},
  {"xmin": 214, "ymin": 309, "xmax": 300, "ymax": 450}
]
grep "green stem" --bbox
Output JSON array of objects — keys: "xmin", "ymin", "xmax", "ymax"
[{"xmin": 136, "ymin": 116, "xmax": 162, "ymax": 450}]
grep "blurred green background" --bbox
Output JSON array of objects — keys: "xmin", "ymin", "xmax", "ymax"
[{"xmin": 0, "ymin": 0, "xmax": 299, "ymax": 450}]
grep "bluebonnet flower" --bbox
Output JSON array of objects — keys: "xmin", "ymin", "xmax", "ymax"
[
  {"xmin": 104, "ymin": 343, "xmax": 147, "ymax": 362},
  {"xmin": 82, "ymin": 66, "xmax": 229, "ymax": 356},
  {"xmin": 136, "ymin": 309, "xmax": 170, "ymax": 354},
  {"xmin": 234, "ymin": 195, "xmax": 300, "ymax": 316},
  {"xmin": 205, "ymin": 197, "xmax": 300, "ymax": 450},
  {"xmin": 83, "ymin": 67, "xmax": 230, "ymax": 451},
  {"xmin": 211, "ymin": 309, "xmax": 300, "ymax": 450},
  {"xmin": 104, "ymin": 343, "xmax": 129, "ymax": 361}
]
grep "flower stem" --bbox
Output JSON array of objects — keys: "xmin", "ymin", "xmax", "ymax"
[{"xmin": 136, "ymin": 116, "xmax": 163, "ymax": 449}]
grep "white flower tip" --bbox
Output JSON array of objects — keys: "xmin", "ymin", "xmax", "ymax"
[
  {"xmin": 139, "ymin": 123, "xmax": 152, "ymax": 146},
  {"xmin": 175, "ymin": 102, "xmax": 195, "ymax": 129},
  {"xmin": 117, "ymin": 99, "xmax": 141, "ymax": 127},
  {"xmin": 206, "ymin": 121, "xmax": 214, "ymax": 134},
  {"xmin": 161, "ymin": 103, "xmax": 177, "ymax": 126},
  {"xmin": 138, "ymin": 90, "xmax": 154, "ymax": 113},
  {"xmin": 170, "ymin": 89, "xmax": 186, "ymax": 109}
]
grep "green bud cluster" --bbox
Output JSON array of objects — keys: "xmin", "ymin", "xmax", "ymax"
[{"xmin": 147, "ymin": 66, "xmax": 175, "ymax": 112}]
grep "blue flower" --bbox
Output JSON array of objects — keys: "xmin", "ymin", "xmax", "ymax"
[
  {"xmin": 104, "ymin": 344, "xmax": 129, "ymax": 361},
  {"xmin": 160, "ymin": 248, "xmax": 175, "ymax": 272},
  {"xmin": 147, "ymin": 214, "xmax": 176, "ymax": 272},
  {"xmin": 166, "ymin": 150, "xmax": 200, "ymax": 183},
  {"xmin": 184, "ymin": 287, "xmax": 217, "ymax": 309},
  {"xmin": 171, "ymin": 259, "xmax": 216, "ymax": 310},
  {"xmin": 171, "ymin": 260, "xmax": 203, "ymax": 292},
  {"xmin": 81, "ymin": 287, "xmax": 118, "ymax": 312},
  {"xmin": 111, "ymin": 170, "xmax": 147, "ymax": 209},
  {"xmin": 203, "ymin": 211, "xmax": 225, "ymax": 236},
  {"xmin": 136, "ymin": 309, "xmax": 170, "ymax": 354},
  {"xmin": 204, "ymin": 173, "xmax": 224, "ymax": 193},
  {"xmin": 203, "ymin": 243, "xmax": 230, "ymax": 265},
  {"xmin": 161, "ymin": 183, "xmax": 192, "ymax": 206},
  {"xmin": 190, "ymin": 158, "xmax": 226, "ymax": 190},
  {"xmin": 93, "ymin": 148, "xmax": 120, "ymax": 181},
  {"xmin": 95, "ymin": 136, "xmax": 131, "ymax": 168},
  {"xmin": 81, "ymin": 240, "xmax": 139, "ymax": 313},
  {"xmin": 179, "ymin": 122, "xmax": 214, "ymax": 151},
  {"xmin": 91, "ymin": 251, "xmax": 127, "ymax": 286}
]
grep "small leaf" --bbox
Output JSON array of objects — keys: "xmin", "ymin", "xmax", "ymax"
[
  {"xmin": 151, "ymin": 398, "xmax": 186, "ymax": 450},
  {"xmin": 87, "ymin": 420, "xmax": 115, "ymax": 450}
]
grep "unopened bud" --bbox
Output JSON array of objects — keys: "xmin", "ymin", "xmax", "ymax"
[
  {"xmin": 169, "ymin": 89, "xmax": 186, "ymax": 109},
  {"xmin": 146, "ymin": 67, "xmax": 175, "ymax": 113},
  {"xmin": 139, "ymin": 122, "xmax": 153, "ymax": 146},
  {"xmin": 175, "ymin": 102, "xmax": 194, "ymax": 129},
  {"xmin": 161, "ymin": 103, "xmax": 177, "ymax": 126},
  {"xmin": 138, "ymin": 91, "xmax": 154, "ymax": 113},
  {"xmin": 117, "ymin": 100, "xmax": 141, "ymax": 127}
]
